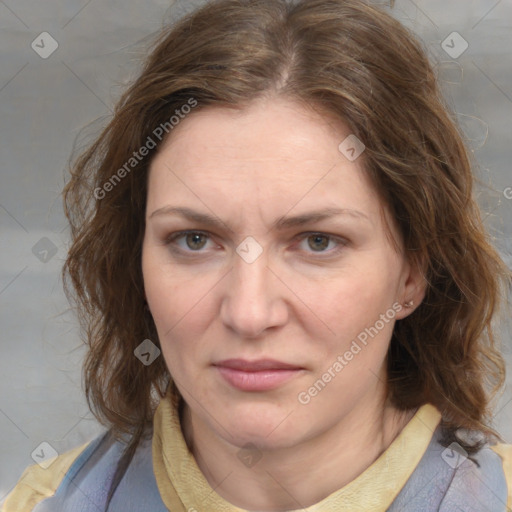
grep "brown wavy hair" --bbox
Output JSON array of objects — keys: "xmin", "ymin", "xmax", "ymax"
[{"xmin": 62, "ymin": 0, "xmax": 510, "ymax": 505}]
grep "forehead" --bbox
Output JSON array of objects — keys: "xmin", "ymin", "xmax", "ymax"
[
  {"xmin": 158, "ymin": 97, "xmax": 344, "ymax": 164},
  {"xmin": 147, "ymin": 96, "xmax": 385, "ymax": 230}
]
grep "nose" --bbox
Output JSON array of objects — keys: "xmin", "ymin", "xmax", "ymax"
[{"xmin": 220, "ymin": 250, "xmax": 288, "ymax": 339}]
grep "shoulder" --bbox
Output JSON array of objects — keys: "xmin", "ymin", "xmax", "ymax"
[
  {"xmin": 3, "ymin": 429, "xmax": 168, "ymax": 512},
  {"xmin": 2, "ymin": 431, "xmax": 109, "ymax": 512},
  {"xmin": 490, "ymin": 443, "xmax": 512, "ymax": 510},
  {"xmin": 389, "ymin": 426, "xmax": 512, "ymax": 512},
  {"xmin": 436, "ymin": 441, "xmax": 511, "ymax": 511}
]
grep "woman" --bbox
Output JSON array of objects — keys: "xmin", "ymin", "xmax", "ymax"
[{"xmin": 3, "ymin": 0, "xmax": 511, "ymax": 510}]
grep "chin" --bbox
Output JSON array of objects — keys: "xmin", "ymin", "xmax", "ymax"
[{"xmin": 214, "ymin": 399, "xmax": 309, "ymax": 449}]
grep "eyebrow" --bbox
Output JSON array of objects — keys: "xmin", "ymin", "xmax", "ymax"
[{"xmin": 149, "ymin": 206, "xmax": 370, "ymax": 231}]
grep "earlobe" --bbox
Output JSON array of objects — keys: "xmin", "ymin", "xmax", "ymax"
[{"xmin": 396, "ymin": 259, "xmax": 427, "ymax": 319}]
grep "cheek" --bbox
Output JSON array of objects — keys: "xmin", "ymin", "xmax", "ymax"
[
  {"xmin": 145, "ymin": 280, "xmax": 205, "ymax": 384},
  {"xmin": 142, "ymin": 252, "xmax": 225, "ymax": 379},
  {"xmin": 302, "ymin": 261, "xmax": 400, "ymax": 357}
]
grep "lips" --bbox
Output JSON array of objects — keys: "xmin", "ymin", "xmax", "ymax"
[
  {"xmin": 215, "ymin": 358, "xmax": 303, "ymax": 372},
  {"xmin": 214, "ymin": 359, "xmax": 304, "ymax": 391}
]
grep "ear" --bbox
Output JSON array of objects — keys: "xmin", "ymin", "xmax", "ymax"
[{"xmin": 394, "ymin": 257, "xmax": 427, "ymax": 320}]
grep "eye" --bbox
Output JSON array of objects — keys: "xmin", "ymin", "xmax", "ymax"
[
  {"xmin": 296, "ymin": 233, "xmax": 346, "ymax": 255},
  {"xmin": 165, "ymin": 231, "xmax": 215, "ymax": 253}
]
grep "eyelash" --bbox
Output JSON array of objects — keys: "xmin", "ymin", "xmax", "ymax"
[{"xmin": 163, "ymin": 230, "xmax": 347, "ymax": 258}]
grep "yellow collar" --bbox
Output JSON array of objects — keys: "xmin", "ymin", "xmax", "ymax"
[{"xmin": 152, "ymin": 391, "xmax": 441, "ymax": 511}]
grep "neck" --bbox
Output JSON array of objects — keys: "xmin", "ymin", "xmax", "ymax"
[{"xmin": 181, "ymin": 394, "xmax": 415, "ymax": 511}]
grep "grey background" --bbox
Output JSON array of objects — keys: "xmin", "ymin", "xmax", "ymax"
[{"xmin": 1, "ymin": 0, "xmax": 511, "ymax": 504}]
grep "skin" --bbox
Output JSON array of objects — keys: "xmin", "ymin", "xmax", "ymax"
[{"xmin": 142, "ymin": 95, "xmax": 426, "ymax": 511}]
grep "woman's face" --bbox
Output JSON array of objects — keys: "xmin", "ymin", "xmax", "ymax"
[{"xmin": 142, "ymin": 96, "xmax": 422, "ymax": 450}]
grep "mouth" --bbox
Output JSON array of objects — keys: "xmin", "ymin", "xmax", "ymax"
[{"xmin": 213, "ymin": 358, "xmax": 305, "ymax": 392}]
